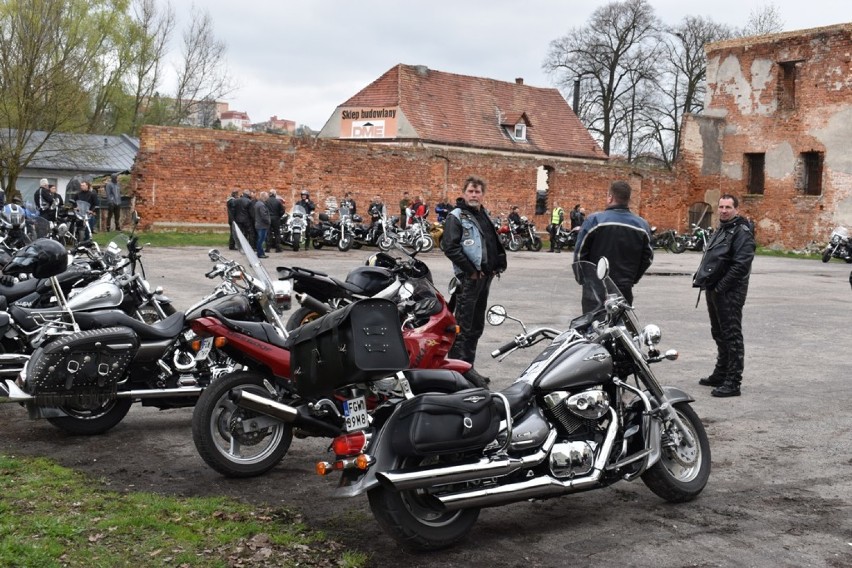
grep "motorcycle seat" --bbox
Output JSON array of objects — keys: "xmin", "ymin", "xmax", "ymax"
[
  {"xmin": 74, "ymin": 310, "xmax": 187, "ymax": 340},
  {"xmin": 402, "ymin": 369, "xmax": 473, "ymax": 394},
  {"xmin": 497, "ymin": 380, "xmax": 534, "ymax": 419},
  {"xmin": 202, "ymin": 308, "xmax": 288, "ymax": 349}
]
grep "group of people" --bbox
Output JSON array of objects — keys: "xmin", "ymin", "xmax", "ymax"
[
  {"xmin": 27, "ymin": 175, "xmax": 123, "ymax": 236},
  {"xmin": 227, "ymin": 188, "xmax": 312, "ymax": 258},
  {"xmin": 441, "ymin": 177, "xmax": 755, "ymax": 398}
]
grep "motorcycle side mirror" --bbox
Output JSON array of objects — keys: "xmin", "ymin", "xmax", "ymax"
[
  {"xmin": 596, "ymin": 257, "xmax": 610, "ymax": 280},
  {"xmin": 131, "ymin": 210, "xmax": 140, "ymax": 225},
  {"xmin": 487, "ymin": 305, "xmax": 507, "ymax": 326},
  {"xmin": 208, "ymin": 249, "xmax": 221, "ymax": 261}
]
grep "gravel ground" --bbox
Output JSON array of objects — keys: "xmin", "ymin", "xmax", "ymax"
[{"xmin": 1, "ymin": 245, "xmax": 851, "ymax": 568}]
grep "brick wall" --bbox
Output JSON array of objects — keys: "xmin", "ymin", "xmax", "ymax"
[
  {"xmin": 132, "ymin": 126, "xmax": 686, "ymax": 236},
  {"xmin": 679, "ymin": 24, "xmax": 852, "ymax": 248}
]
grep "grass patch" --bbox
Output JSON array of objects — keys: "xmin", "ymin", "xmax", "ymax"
[
  {"xmin": 0, "ymin": 455, "xmax": 368, "ymax": 568},
  {"xmin": 93, "ymin": 231, "xmax": 228, "ymax": 248}
]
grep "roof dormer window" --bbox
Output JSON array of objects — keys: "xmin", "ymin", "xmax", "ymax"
[
  {"xmin": 513, "ymin": 123, "xmax": 527, "ymax": 141},
  {"xmin": 501, "ymin": 111, "xmax": 530, "ymax": 142}
]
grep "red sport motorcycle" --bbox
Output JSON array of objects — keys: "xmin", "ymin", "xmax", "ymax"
[{"xmin": 190, "ymin": 246, "xmax": 475, "ymax": 478}]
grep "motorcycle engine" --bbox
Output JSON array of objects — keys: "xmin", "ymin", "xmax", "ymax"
[
  {"xmin": 549, "ymin": 440, "xmax": 598, "ymax": 478},
  {"xmin": 543, "ymin": 388, "xmax": 610, "ymax": 435}
]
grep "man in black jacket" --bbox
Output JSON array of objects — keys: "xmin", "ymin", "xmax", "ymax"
[
  {"xmin": 441, "ymin": 176, "xmax": 507, "ymax": 387},
  {"xmin": 233, "ymin": 190, "xmax": 253, "ymax": 243},
  {"xmin": 266, "ymin": 190, "xmax": 285, "ymax": 252},
  {"xmin": 693, "ymin": 194, "xmax": 756, "ymax": 398},
  {"xmin": 574, "ymin": 181, "xmax": 653, "ymax": 311}
]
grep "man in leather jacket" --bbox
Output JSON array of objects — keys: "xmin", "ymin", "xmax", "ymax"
[
  {"xmin": 574, "ymin": 181, "xmax": 653, "ymax": 311},
  {"xmin": 693, "ymin": 194, "xmax": 756, "ymax": 398},
  {"xmin": 442, "ymin": 176, "xmax": 507, "ymax": 387}
]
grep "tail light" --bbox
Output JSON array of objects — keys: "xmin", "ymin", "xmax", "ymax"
[
  {"xmin": 332, "ymin": 431, "xmax": 366, "ymax": 457},
  {"xmin": 316, "ymin": 431, "xmax": 373, "ymax": 476}
]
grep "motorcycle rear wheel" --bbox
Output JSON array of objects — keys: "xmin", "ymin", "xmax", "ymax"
[
  {"xmin": 311, "ymin": 239, "xmax": 324, "ymax": 250},
  {"xmin": 641, "ymin": 402, "xmax": 711, "ymax": 502},
  {"xmin": 192, "ymin": 371, "xmax": 293, "ymax": 478},
  {"xmin": 368, "ymin": 455, "xmax": 480, "ymax": 551},
  {"xmin": 285, "ymin": 306, "xmax": 323, "ymax": 331},
  {"xmin": 46, "ymin": 398, "xmax": 133, "ymax": 435}
]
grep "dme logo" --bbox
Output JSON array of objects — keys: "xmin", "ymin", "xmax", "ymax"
[{"xmin": 350, "ymin": 120, "xmax": 385, "ymax": 138}]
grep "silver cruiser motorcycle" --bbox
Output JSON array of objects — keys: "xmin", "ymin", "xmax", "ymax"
[{"xmin": 298, "ymin": 258, "xmax": 710, "ymax": 550}]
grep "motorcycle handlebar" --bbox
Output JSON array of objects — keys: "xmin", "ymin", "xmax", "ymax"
[{"xmin": 491, "ymin": 338, "xmax": 519, "ymax": 358}]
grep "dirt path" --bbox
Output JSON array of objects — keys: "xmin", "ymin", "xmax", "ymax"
[{"xmin": 1, "ymin": 248, "xmax": 850, "ymax": 567}]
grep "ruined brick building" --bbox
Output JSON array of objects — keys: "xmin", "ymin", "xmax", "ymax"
[
  {"xmin": 680, "ymin": 22, "xmax": 852, "ymax": 248},
  {"xmin": 132, "ymin": 24, "xmax": 852, "ymax": 248}
]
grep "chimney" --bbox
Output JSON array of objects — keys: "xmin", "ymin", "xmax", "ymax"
[{"xmin": 515, "ymin": 78, "xmax": 524, "ymax": 85}]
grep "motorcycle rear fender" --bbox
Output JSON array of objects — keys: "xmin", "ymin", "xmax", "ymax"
[{"xmin": 333, "ymin": 410, "xmax": 403, "ymax": 498}]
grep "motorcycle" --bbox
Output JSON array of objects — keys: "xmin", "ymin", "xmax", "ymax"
[
  {"xmin": 821, "ymin": 226, "xmax": 852, "ymax": 263},
  {"xmin": 505, "ymin": 216, "xmax": 542, "ymax": 252},
  {"xmin": 279, "ymin": 204, "xmax": 308, "ymax": 251},
  {"xmin": 650, "ymin": 227, "xmax": 687, "ymax": 253},
  {"xmin": 296, "ymin": 258, "xmax": 710, "ymax": 550},
  {"xmin": 552, "ymin": 224, "xmax": 578, "ymax": 250},
  {"xmin": 681, "ymin": 224, "xmax": 713, "ymax": 252},
  {"xmin": 336, "ymin": 206, "xmax": 356, "ymax": 252},
  {"xmin": 0, "ymin": 226, "xmax": 290, "ymax": 434},
  {"xmin": 308, "ymin": 212, "xmax": 342, "ymax": 250},
  {"xmin": 189, "ymin": 249, "xmax": 474, "ymax": 478}
]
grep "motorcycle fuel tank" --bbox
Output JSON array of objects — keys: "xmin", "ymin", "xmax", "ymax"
[
  {"xmin": 66, "ymin": 281, "xmax": 124, "ymax": 311},
  {"xmin": 532, "ymin": 341, "xmax": 613, "ymax": 392}
]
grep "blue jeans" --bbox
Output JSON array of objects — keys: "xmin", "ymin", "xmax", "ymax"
[{"xmin": 255, "ymin": 228, "xmax": 268, "ymax": 256}]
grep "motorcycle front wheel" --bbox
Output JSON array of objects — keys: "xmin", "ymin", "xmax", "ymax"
[
  {"xmin": 641, "ymin": 402, "xmax": 711, "ymax": 502},
  {"xmin": 669, "ymin": 238, "xmax": 687, "ymax": 254},
  {"xmin": 507, "ymin": 237, "xmax": 521, "ymax": 252},
  {"xmin": 822, "ymin": 247, "xmax": 832, "ymax": 262},
  {"xmin": 368, "ymin": 455, "xmax": 480, "ymax": 551},
  {"xmin": 46, "ymin": 398, "xmax": 133, "ymax": 435},
  {"xmin": 191, "ymin": 371, "xmax": 293, "ymax": 478},
  {"xmin": 378, "ymin": 236, "xmax": 395, "ymax": 251},
  {"xmin": 529, "ymin": 236, "xmax": 543, "ymax": 252},
  {"xmin": 415, "ymin": 235, "xmax": 434, "ymax": 253},
  {"xmin": 338, "ymin": 235, "xmax": 354, "ymax": 252}
]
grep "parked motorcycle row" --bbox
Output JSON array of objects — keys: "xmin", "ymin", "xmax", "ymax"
[{"xmin": 0, "ymin": 220, "xmax": 712, "ymax": 552}]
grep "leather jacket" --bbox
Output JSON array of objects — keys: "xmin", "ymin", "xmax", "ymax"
[
  {"xmin": 693, "ymin": 216, "xmax": 755, "ymax": 292},
  {"xmin": 443, "ymin": 205, "xmax": 507, "ymax": 276}
]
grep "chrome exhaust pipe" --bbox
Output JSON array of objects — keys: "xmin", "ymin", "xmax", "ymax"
[
  {"xmin": 436, "ymin": 409, "xmax": 618, "ymax": 511},
  {"xmin": 229, "ymin": 388, "xmax": 342, "ymax": 437},
  {"xmin": 377, "ymin": 430, "xmax": 557, "ymax": 492},
  {"xmin": 116, "ymin": 387, "xmax": 204, "ymax": 399},
  {"xmin": 0, "ymin": 354, "xmax": 29, "ymax": 377},
  {"xmin": 0, "ymin": 379, "xmax": 34, "ymax": 403}
]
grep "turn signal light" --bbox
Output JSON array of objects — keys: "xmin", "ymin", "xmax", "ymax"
[
  {"xmin": 316, "ymin": 461, "xmax": 331, "ymax": 476},
  {"xmin": 332, "ymin": 431, "xmax": 366, "ymax": 457}
]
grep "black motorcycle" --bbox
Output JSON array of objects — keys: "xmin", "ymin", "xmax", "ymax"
[
  {"xmin": 821, "ymin": 226, "xmax": 852, "ymax": 263},
  {"xmin": 552, "ymin": 225, "xmax": 578, "ymax": 250},
  {"xmin": 650, "ymin": 227, "xmax": 687, "ymax": 253}
]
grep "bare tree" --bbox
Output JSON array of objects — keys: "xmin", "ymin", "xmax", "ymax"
[
  {"xmin": 0, "ymin": 0, "xmax": 118, "ymax": 195},
  {"xmin": 543, "ymin": 0, "xmax": 661, "ymax": 157},
  {"xmin": 640, "ymin": 16, "xmax": 735, "ymax": 168},
  {"xmin": 171, "ymin": 6, "xmax": 232, "ymax": 126},
  {"xmin": 739, "ymin": 3, "xmax": 785, "ymax": 37},
  {"xmin": 125, "ymin": 0, "xmax": 175, "ymax": 135}
]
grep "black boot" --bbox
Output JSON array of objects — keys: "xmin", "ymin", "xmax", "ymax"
[
  {"xmin": 698, "ymin": 375, "xmax": 725, "ymax": 387},
  {"xmin": 711, "ymin": 381, "xmax": 741, "ymax": 397}
]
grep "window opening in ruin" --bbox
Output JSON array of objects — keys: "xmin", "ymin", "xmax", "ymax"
[
  {"xmin": 535, "ymin": 165, "xmax": 553, "ymax": 215},
  {"xmin": 801, "ymin": 151, "xmax": 823, "ymax": 196},
  {"xmin": 745, "ymin": 153, "xmax": 765, "ymax": 195},
  {"xmin": 688, "ymin": 202, "xmax": 713, "ymax": 229},
  {"xmin": 778, "ymin": 60, "xmax": 802, "ymax": 111}
]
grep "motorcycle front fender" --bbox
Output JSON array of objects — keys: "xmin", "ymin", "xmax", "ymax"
[{"xmin": 660, "ymin": 385, "xmax": 695, "ymax": 406}]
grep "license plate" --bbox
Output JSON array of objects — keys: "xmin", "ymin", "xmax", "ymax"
[
  {"xmin": 343, "ymin": 396, "xmax": 368, "ymax": 432},
  {"xmin": 195, "ymin": 337, "xmax": 213, "ymax": 361}
]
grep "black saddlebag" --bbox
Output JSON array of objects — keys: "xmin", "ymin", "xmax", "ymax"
[
  {"xmin": 391, "ymin": 388, "xmax": 500, "ymax": 457},
  {"xmin": 285, "ymin": 298, "xmax": 408, "ymax": 397},
  {"xmin": 25, "ymin": 327, "xmax": 139, "ymax": 405}
]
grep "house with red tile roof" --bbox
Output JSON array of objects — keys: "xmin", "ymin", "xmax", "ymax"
[{"xmin": 318, "ymin": 64, "xmax": 607, "ymax": 161}]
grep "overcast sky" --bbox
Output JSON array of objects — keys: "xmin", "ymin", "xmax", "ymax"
[{"xmin": 167, "ymin": 1, "xmax": 850, "ymax": 130}]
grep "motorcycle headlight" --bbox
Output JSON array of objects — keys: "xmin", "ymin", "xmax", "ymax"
[{"xmin": 272, "ymin": 280, "xmax": 292, "ymax": 309}]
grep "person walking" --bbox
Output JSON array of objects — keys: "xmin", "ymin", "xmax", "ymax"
[
  {"xmin": 441, "ymin": 176, "xmax": 507, "ymax": 387},
  {"xmin": 266, "ymin": 189, "xmax": 285, "ymax": 253},
  {"xmin": 226, "ymin": 190, "xmax": 239, "ymax": 250},
  {"xmin": 693, "ymin": 194, "xmax": 756, "ymax": 398},
  {"xmin": 574, "ymin": 181, "xmax": 653, "ymax": 312},
  {"xmin": 548, "ymin": 203, "xmax": 565, "ymax": 252},
  {"xmin": 252, "ymin": 191, "xmax": 271, "ymax": 258}
]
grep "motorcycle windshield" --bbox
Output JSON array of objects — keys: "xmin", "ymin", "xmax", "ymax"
[
  {"xmin": 338, "ymin": 206, "xmax": 351, "ymax": 219},
  {"xmin": 233, "ymin": 225, "xmax": 288, "ymax": 334},
  {"xmin": 105, "ymin": 233, "xmax": 130, "ymax": 266},
  {"xmin": 571, "ymin": 260, "xmax": 624, "ymax": 317},
  {"xmin": 76, "ymin": 201, "xmax": 91, "ymax": 216}
]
